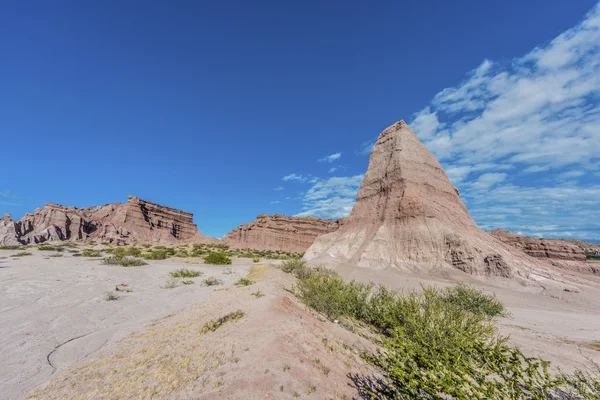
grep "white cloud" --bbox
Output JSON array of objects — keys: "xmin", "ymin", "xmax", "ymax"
[
  {"xmin": 467, "ymin": 173, "xmax": 507, "ymax": 191},
  {"xmin": 282, "ymin": 173, "xmax": 306, "ymax": 182},
  {"xmin": 557, "ymin": 170, "xmax": 585, "ymax": 179},
  {"xmin": 296, "ymin": 175, "xmax": 364, "ymax": 219},
  {"xmin": 403, "ymin": 3, "xmax": 600, "ymax": 240},
  {"xmin": 273, "ymin": 186, "xmax": 284, "ymax": 191},
  {"xmin": 270, "ymin": 200, "xmax": 281, "ymax": 204},
  {"xmin": 328, "ymin": 167, "xmax": 337, "ymax": 174},
  {"xmin": 319, "ymin": 152, "xmax": 342, "ymax": 163}
]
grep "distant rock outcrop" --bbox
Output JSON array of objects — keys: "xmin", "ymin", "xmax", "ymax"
[
  {"xmin": 490, "ymin": 229, "xmax": 587, "ymax": 262},
  {"xmin": 223, "ymin": 214, "xmax": 339, "ymax": 253},
  {"xmin": 304, "ymin": 121, "xmax": 561, "ymax": 279},
  {"xmin": 0, "ymin": 196, "xmax": 217, "ymax": 245}
]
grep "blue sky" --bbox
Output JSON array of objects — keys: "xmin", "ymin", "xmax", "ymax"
[{"xmin": 1, "ymin": 1, "xmax": 599, "ymax": 241}]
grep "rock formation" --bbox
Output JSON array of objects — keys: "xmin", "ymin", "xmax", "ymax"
[
  {"xmin": 224, "ymin": 214, "xmax": 339, "ymax": 253},
  {"xmin": 490, "ymin": 229, "xmax": 587, "ymax": 262},
  {"xmin": 304, "ymin": 121, "xmax": 562, "ymax": 279},
  {"xmin": 0, "ymin": 196, "xmax": 217, "ymax": 245}
]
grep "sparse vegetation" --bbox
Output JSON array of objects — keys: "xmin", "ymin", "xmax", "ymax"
[
  {"xmin": 252, "ymin": 256, "xmax": 260, "ymax": 263},
  {"xmin": 81, "ymin": 249, "xmax": 102, "ymax": 257},
  {"xmin": 160, "ymin": 279, "xmax": 179, "ymax": 289},
  {"xmin": 104, "ymin": 292, "xmax": 119, "ymax": 301},
  {"xmin": 142, "ymin": 248, "xmax": 175, "ymax": 260},
  {"xmin": 280, "ymin": 259, "xmax": 311, "ymax": 279},
  {"xmin": 234, "ymin": 278, "xmax": 254, "ymax": 286},
  {"xmin": 0, "ymin": 245, "xmax": 22, "ymax": 250},
  {"xmin": 251, "ymin": 289, "xmax": 264, "ymax": 298},
  {"xmin": 169, "ymin": 268, "xmax": 203, "ymax": 278},
  {"xmin": 201, "ymin": 310, "xmax": 245, "ymax": 333},
  {"xmin": 559, "ymin": 362, "xmax": 600, "ymax": 399},
  {"xmin": 102, "ymin": 256, "xmax": 147, "ymax": 267},
  {"xmin": 283, "ymin": 364, "xmax": 291, "ymax": 372},
  {"xmin": 182, "ymin": 280, "xmax": 194, "ymax": 285},
  {"xmin": 441, "ymin": 283, "xmax": 506, "ymax": 317},
  {"xmin": 48, "ymin": 253, "xmax": 63, "ymax": 257},
  {"xmin": 291, "ymin": 267, "xmax": 565, "ymax": 399},
  {"xmin": 38, "ymin": 245, "xmax": 60, "ymax": 251},
  {"xmin": 203, "ymin": 252, "xmax": 232, "ymax": 265},
  {"xmin": 13, "ymin": 251, "xmax": 32, "ymax": 257},
  {"xmin": 202, "ymin": 277, "xmax": 222, "ymax": 286}
]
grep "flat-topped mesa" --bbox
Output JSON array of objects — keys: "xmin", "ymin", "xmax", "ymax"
[
  {"xmin": 490, "ymin": 229, "xmax": 587, "ymax": 262},
  {"xmin": 304, "ymin": 121, "xmax": 563, "ymax": 279},
  {"xmin": 0, "ymin": 196, "xmax": 216, "ymax": 245},
  {"xmin": 224, "ymin": 214, "xmax": 340, "ymax": 253}
]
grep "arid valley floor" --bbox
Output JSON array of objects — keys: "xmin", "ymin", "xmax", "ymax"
[{"xmin": 1, "ymin": 245, "xmax": 599, "ymax": 399}]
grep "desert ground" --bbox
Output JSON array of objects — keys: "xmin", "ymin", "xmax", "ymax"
[{"xmin": 1, "ymin": 246, "xmax": 599, "ymax": 399}]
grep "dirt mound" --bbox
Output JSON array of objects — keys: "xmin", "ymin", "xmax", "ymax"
[
  {"xmin": 223, "ymin": 214, "xmax": 339, "ymax": 253},
  {"xmin": 304, "ymin": 121, "xmax": 564, "ymax": 282}
]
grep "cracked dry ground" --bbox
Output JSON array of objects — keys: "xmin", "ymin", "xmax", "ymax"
[{"xmin": 26, "ymin": 265, "xmax": 379, "ymax": 400}]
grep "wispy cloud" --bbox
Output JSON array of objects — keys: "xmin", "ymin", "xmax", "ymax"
[
  {"xmin": 296, "ymin": 175, "xmax": 364, "ymax": 219},
  {"xmin": 273, "ymin": 186, "xmax": 284, "ymax": 191},
  {"xmin": 404, "ymin": 3, "xmax": 600, "ymax": 239},
  {"xmin": 282, "ymin": 173, "xmax": 307, "ymax": 182},
  {"xmin": 318, "ymin": 152, "xmax": 342, "ymax": 163},
  {"xmin": 270, "ymin": 200, "xmax": 282, "ymax": 204},
  {"xmin": 328, "ymin": 167, "xmax": 337, "ymax": 174}
]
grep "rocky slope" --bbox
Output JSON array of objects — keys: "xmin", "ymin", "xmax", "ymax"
[
  {"xmin": 0, "ymin": 196, "xmax": 216, "ymax": 245},
  {"xmin": 223, "ymin": 214, "xmax": 339, "ymax": 253},
  {"xmin": 490, "ymin": 229, "xmax": 587, "ymax": 262},
  {"xmin": 304, "ymin": 121, "xmax": 571, "ymax": 281}
]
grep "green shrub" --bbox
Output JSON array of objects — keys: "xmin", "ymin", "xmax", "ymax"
[
  {"xmin": 201, "ymin": 310, "xmax": 244, "ymax": 333},
  {"xmin": 38, "ymin": 245, "xmax": 58, "ymax": 251},
  {"xmin": 295, "ymin": 269, "xmax": 561, "ymax": 399},
  {"xmin": 13, "ymin": 251, "xmax": 32, "ymax": 257},
  {"xmin": 102, "ymin": 257, "xmax": 147, "ymax": 267},
  {"xmin": 81, "ymin": 249, "xmax": 102, "ymax": 257},
  {"xmin": 252, "ymin": 256, "xmax": 260, "ymax": 263},
  {"xmin": 442, "ymin": 284, "xmax": 506, "ymax": 317},
  {"xmin": 169, "ymin": 268, "xmax": 203, "ymax": 278},
  {"xmin": 160, "ymin": 279, "xmax": 179, "ymax": 289},
  {"xmin": 280, "ymin": 259, "xmax": 312, "ymax": 279},
  {"xmin": 235, "ymin": 278, "xmax": 255, "ymax": 286},
  {"xmin": 204, "ymin": 252, "xmax": 232, "ymax": 265},
  {"xmin": 49, "ymin": 253, "xmax": 63, "ymax": 257},
  {"xmin": 182, "ymin": 280, "xmax": 194, "ymax": 285},
  {"xmin": 560, "ymin": 362, "xmax": 600, "ymax": 398},
  {"xmin": 142, "ymin": 248, "xmax": 175, "ymax": 260},
  {"xmin": 0, "ymin": 245, "xmax": 22, "ymax": 250},
  {"xmin": 104, "ymin": 292, "xmax": 119, "ymax": 301},
  {"xmin": 202, "ymin": 277, "xmax": 223, "ymax": 286}
]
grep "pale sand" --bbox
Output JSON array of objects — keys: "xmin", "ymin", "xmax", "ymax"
[
  {"xmin": 0, "ymin": 250, "xmax": 250, "ymax": 400},
  {"xmin": 2, "ymin": 249, "xmax": 600, "ymax": 399}
]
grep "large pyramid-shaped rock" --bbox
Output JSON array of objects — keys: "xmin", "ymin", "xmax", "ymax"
[{"xmin": 305, "ymin": 121, "xmax": 549, "ymax": 277}]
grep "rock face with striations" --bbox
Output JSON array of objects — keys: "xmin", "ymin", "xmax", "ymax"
[
  {"xmin": 490, "ymin": 229, "xmax": 587, "ymax": 262},
  {"xmin": 224, "ymin": 214, "xmax": 339, "ymax": 253},
  {"xmin": 304, "ymin": 121, "xmax": 558, "ymax": 278},
  {"xmin": 1, "ymin": 196, "xmax": 216, "ymax": 245}
]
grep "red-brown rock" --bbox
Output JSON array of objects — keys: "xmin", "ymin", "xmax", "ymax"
[
  {"xmin": 490, "ymin": 229, "xmax": 587, "ymax": 262},
  {"xmin": 1, "ymin": 196, "xmax": 217, "ymax": 245},
  {"xmin": 304, "ymin": 121, "xmax": 567, "ymax": 279},
  {"xmin": 223, "ymin": 214, "xmax": 339, "ymax": 253}
]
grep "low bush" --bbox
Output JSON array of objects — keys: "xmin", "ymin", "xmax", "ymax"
[
  {"xmin": 81, "ymin": 249, "xmax": 102, "ymax": 257},
  {"xmin": 201, "ymin": 310, "xmax": 244, "ymax": 333},
  {"xmin": 202, "ymin": 277, "xmax": 223, "ymax": 286},
  {"xmin": 295, "ymin": 269, "xmax": 562, "ymax": 399},
  {"xmin": 13, "ymin": 251, "xmax": 32, "ymax": 257},
  {"xmin": 280, "ymin": 259, "xmax": 311, "ymax": 279},
  {"xmin": 252, "ymin": 256, "xmax": 260, "ymax": 263},
  {"xmin": 0, "ymin": 245, "xmax": 22, "ymax": 250},
  {"xmin": 38, "ymin": 245, "xmax": 59, "ymax": 251},
  {"xmin": 102, "ymin": 257, "xmax": 147, "ymax": 267},
  {"xmin": 441, "ymin": 283, "xmax": 506, "ymax": 317},
  {"xmin": 142, "ymin": 248, "xmax": 175, "ymax": 260},
  {"xmin": 160, "ymin": 279, "xmax": 179, "ymax": 289},
  {"xmin": 204, "ymin": 252, "xmax": 232, "ymax": 265},
  {"xmin": 169, "ymin": 268, "xmax": 203, "ymax": 278},
  {"xmin": 235, "ymin": 278, "xmax": 255, "ymax": 286},
  {"xmin": 182, "ymin": 280, "xmax": 194, "ymax": 285},
  {"xmin": 104, "ymin": 292, "xmax": 119, "ymax": 301},
  {"xmin": 48, "ymin": 253, "xmax": 63, "ymax": 257}
]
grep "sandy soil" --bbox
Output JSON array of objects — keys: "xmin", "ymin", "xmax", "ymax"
[
  {"xmin": 3, "ymin": 249, "xmax": 600, "ymax": 399},
  {"xmin": 0, "ymin": 249, "xmax": 250, "ymax": 400}
]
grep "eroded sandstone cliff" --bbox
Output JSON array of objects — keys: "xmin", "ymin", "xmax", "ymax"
[
  {"xmin": 490, "ymin": 229, "xmax": 586, "ymax": 262},
  {"xmin": 1, "ymin": 196, "xmax": 216, "ymax": 245},
  {"xmin": 304, "ymin": 121, "xmax": 576, "ymax": 280},
  {"xmin": 223, "ymin": 214, "xmax": 339, "ymax": 253}
]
